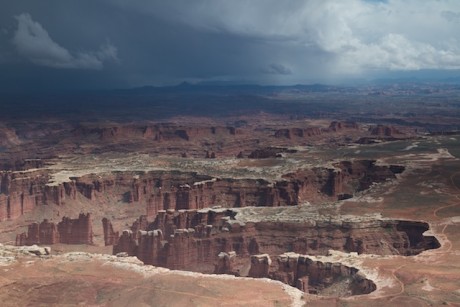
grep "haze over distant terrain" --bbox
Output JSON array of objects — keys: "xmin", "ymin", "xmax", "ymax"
[{"xmin": 1, "ymin": 0, "xmax": 460, "ymax": 92}]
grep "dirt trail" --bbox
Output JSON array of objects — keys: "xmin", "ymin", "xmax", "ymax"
[{"xmin": 389, "ymin": 264, "xmax": 406, "ymax": 298}]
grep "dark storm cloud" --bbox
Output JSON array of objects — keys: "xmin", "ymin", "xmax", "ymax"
[
  {"xmin": 263, "ymin": 63, "xmax": 293, "ymax": 75},
  {"xmin": 0, "ymin": 0, "xmax": 459, "ymax": 92},
  {"xmin": 13, "ymin": 13, "xmax": 118, "ymax": 69}
]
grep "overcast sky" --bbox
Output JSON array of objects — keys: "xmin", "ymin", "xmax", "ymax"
[{"xmin": 1, "ymin": 0, "xmax": 460, "ymax": 92}]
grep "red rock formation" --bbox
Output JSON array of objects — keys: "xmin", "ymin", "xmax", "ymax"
[
  {"xmin": 129, "ymin": 215, "xmax": 150, "ymax": 239},
  {"xmin": 370, "ymin": 125, "xmax": 402, "ymax": 137},
  {"xmin": 137, "ymin": 229, "xmax": 163, "ymax": 265},
  {"xmin": 74, "ymin": 123, "xmax": 239, "ymax": 143},
  {"xmin": 113, "ymin": 230, "xmax": 138, "ymax": 256},
  {"xmin": 38, "ymin": 220, "xmax": 60, "ymax": 244},
  {"xmin": 247, "ymin": 147, "xmax": 297, "ymax": 159},
  {"xmin": 214, "ymin": 251, "xmax": 236, "ymax": 274},
  {"xmin": 0, "ymin": 159, "xmax": 44, "ymax": 172},
  {"xmin": 0, "ymin": 170, "xmax": 50, "ymax": 220},
  {"xmin": 16, "ymin": 213, "xmax": 93, "ymax": 245},
  {"xmin": 15, "ymin": 219, "xmax": 60, "ymax": 246},
  {"xmin": 72, "ymin": 171, "xmax": 298, "ymax": 210},
  {"xmin": 58, "ymin": 213, "xmax": 93, "ymax": 244},
  {"xmin": 1, "ymin": 160, "xmax": 405, "ymax": 222},
  {"xmin": 44, "ymin": 185, "xmax": 66, "ymax": 206},
  {"xmin": 328, "ymin": 121, "xmax": 359, "ymax": 132},
  {"xmin": 102, "ymin": 217, "xmax": 119, "ymax": 246},
  {"xmin": 0, "ymin": 194, "xmax": 7, "ymax": 221},
  {"xmin": 273, "ymin": 253, "xmax": 376, "ymax": 295},
  {"xmin": 248, "ymin": 254, "xmax": 271, "ymax": 278},
  {"xmin": 274, "ymin": 127, "xmax": 322, "ymax": 139},
  {"xmin": 112, "ymin": 209, "xmax": 439, "ymax": 274}
]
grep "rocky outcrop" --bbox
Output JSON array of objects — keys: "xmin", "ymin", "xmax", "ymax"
[
  {"xmin": 73, "ymin": 123, "xmax": 239, "ymax": 143},
  {"xmin": 282, "ymin": 160, "xmax": 404, "ymax": 199},
  {"xmin": 328, "ymin": 121, "xmax": 359, "ymax": 132},
  {"xmin": 15, "ymin": 219, "xmax": 60, "ymax": 245},
  {"xmin": 102, "ymin": 218, "xmax": 119, "ymax": 246},
  {"xmin": 1, "ymin": 160, "xmax": 405, "ymax": 222},
  {"xmin": 248, "ymin": 254, "xmax": 271, "ymax": 278},
  {"xmin": 274, "ymin": 127, "xmax": 322, "ymax": 139},
  {"xmin": 0, "ymin": 170, "xmax": 50, "ymax": 220},
  {"xmin": 271, "ymin": 253, "xmax": 376, "ymax": 296},
  {"xmin": 0, "ymin": 159, "xmax": 44, "ymax": 172},
  {"xmin": 248, "ymin": 147, "xmax": 297, "ymax": 159},
  {"xmin": 333, "ymin": 160, "xmax": 405, "ymax": 192},
  {"xmin": 16, "ymin": 213, "xmax": 93, "ymax": 246},
  {"xmin": 112, "ymin": 209, "xmax": 439, "ymax": 275},
  {"xmin": 113, "ymin": 230, "xmax": 138, "ymax": 256},
  {"xmin": 214, "ymin": 251, "xmax": 236, "ymax": 274},
  {"xmin": 0, "ymin": 170, "xmax": 82, "ymax": 221},
  {"xmin": 72, "ymin": 160, "xmax": 404, "ymax": 217},
  {"xmin": 369, "ymin": 125, "xmax": 403, "ymax": 137}
]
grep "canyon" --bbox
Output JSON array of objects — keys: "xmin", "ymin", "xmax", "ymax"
[
  {"xmin": 0, "ymin": 158, "xmax": 404, "ymax": 222},
  {"xmin": 107, "ymin": 207, "xmax": 438, "ymax": 294},
  {"xmin": 0, "ymin": 104, "xmax": 458, "ymax": 306}
]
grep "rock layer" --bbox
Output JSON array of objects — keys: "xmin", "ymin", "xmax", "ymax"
[
  {"xmin": 112, "ymin": 209, "xmax": 440, "ymax": 274},
  {"xmin": 0, "ymin": 160, "xmax": 404, "ymax": 222},
  {"xmin": 269, "ymin": 253, "xmax": 376, "ymax": 296},
  {"xmin": 16, "ymin": 213, "xmax": 93, "ymax": 245}
]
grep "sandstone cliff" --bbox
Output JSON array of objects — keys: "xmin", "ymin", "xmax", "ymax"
[
  {"xmin": 16, "ymin": 213, "xmax": 93, "ymax": 245},
  {"xmin": 1, "ymin": 160, "xmax": 405, "ymax": 222},
  {"xmin": 269, "ymin": 253, "xmax": 376, "ymax": 296},
  {"xmin": 369, "ymin": 125, "xmax": 403, "ymax": 137},
  {"xmin": 112, "ymin": 209, "xmax": 439, "ymax": 274},
  {"xmin": 102, "ymin": 217, "xmax": 119, "ymax": 246}
]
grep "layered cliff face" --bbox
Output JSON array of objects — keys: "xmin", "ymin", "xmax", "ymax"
[
  {"xmin": 273, "ymin": 121, "xmax": 360, "ymax": 140},
  {"xmin": 269, "ymin": 253, "xmax": 376, "ymax": 296},
  {"xmin": 355, "ymin": 125, "xmax": 407, "ymax": 144},
  {"xmin": 112, "ymin": 209, "xmax": 440, "ymax": 275},
  {"xmin": 0, "ymin": 170, "xmax": 50, "ymax": 220},
  {"xmin": 328, "ymin": 121, "xmax": 360, "ymax": 132},
  {"xmin": 73, "ymin": 120, "xmax": 363, "ymax": 145},
  {"xmin": 370, "ymin": 125, "xmax": 403, "ymax": 137},
  {"xmin": 15, "ymin": 213, "xmax": 93, "ymax": 246},
  {"xmin": 71, "ymin": 160, "xmax": 403, "ymax": 217},
  {"xmin": 3, "ymin": 160, "xmax": 404, "ymax": 227},
  {"xmin": 69, "ymin": 171, "xmax": 295, "ymax": 213},
  {"xmin": 247, "ymin": 147, "xmax": 298, "ymax": 159},
  {"xmin": 274, "ymin": 127, "xmax": 322, "ymax": 139},
  {"xmin": 109, "ymin": 208, "xmax": 438, "ymax": 297},
  {"xmin": 282, "ymin": 159, "xmax": 404, "ymax": 200},
  {"xmin": 73, "ymin": 123, "xmax": 239, "ymax": 143},
  {"xmin": 102, "ymin": 218, "xmax": 119, "ymax": 246},
  {"xmin": 245, "ymin": 252, "xmax": 375, "ymax": 296}
]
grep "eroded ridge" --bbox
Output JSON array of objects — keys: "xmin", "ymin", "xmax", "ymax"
[
  {"xmin": 1, "ymin": 159, "xmax": 403, "ymax": 221},
  {"xmin": 12, "ymin": 204, "xmax": 440, "ymax": 297},
  {"xmin": 247, "ymin": 252, "xmax": 376, "ymax": 296},
  {"xmin": 6, "ymin": 156, "xmax": 439, "ymax": 298},
  {"xmin": 105, "ymin": 208, "xmax": 439, "ymax": 297}
]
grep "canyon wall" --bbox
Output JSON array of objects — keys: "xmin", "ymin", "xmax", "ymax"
[
  {"xmin": 102, "ymin": 217, "xmax": 119, "ymax": 246},
  {"xmin": 112, "ymin": 209, "xmax": 439, "ymax": 274},
  {"xmin": 1, "ymin": 160, "xmax": 404, "ymax": 226},
  {"xmin": 70, "ymin": 160, "xmax": 404, "ymax": 219},
  {"xmin": 370, "ymin": 125, "xmax": 403, "ymax": 137},
  {"xmin": 74, "ymin": 121, "xmax": 362, "ymax": 144},
  {"xmin": 0, "ymin": 170, "xmax": 50, "ymax": 220},
  {"xmin": 73, "ymin": 123, "xmax": 240, "ymax": 143},
  {"xmin": 269, "ymin": 253, "xmax": 376, "ymax": 295},
  {"xmin": 15, "ymin": 213, "xmax": 93, "ymax": 245}
]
